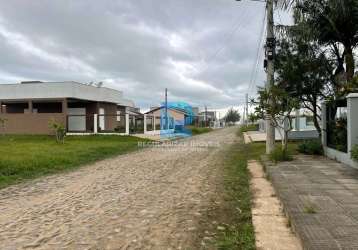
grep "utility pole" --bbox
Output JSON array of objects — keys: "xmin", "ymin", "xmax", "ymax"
[
  {"xmin": 235, "ymin": 0, "xmax": 275, "ymax": 153},
  {"xmin": 265, "ymin": 0, "xmax": 275, "ymax": 154},
  {"xmin": 165, "ymin": 88, "xmax": 168, "ymax": 130},
  {"xmin": 205, "ymin": 105, "xmax": 208, "ymax": 127},
  {"xmin": 245, "ymin": 93, "xmax": 249, "ymax": 126}
]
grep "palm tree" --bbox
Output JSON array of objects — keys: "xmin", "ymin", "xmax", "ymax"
[{"xmin": 279, "ymin": 0, "xmax": 358, "ymax": 81}]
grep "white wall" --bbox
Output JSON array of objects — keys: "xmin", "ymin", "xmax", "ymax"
[
  {"xmin": 348, "ymin": 94, "xmax": 358, "ymax": 153},
  {"xmin": 322, "ymin": 94, "xmax": 358, "ymax": 168}
]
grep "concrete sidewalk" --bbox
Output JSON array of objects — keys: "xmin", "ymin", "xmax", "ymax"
[
  {"xmin": 265, "ymin": 155, "xmax": 358, "ymax": 250},
  {"xmin": 249, "ymin": 161, "xmax": 302, "ymax": 250},
  {"xmin": 244, "ymin": 131, "xmax": 282, "ymax": 143}
]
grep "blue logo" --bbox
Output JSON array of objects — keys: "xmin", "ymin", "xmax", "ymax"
[{"xmin": 160, "ymin": 102, "xmax": 194, "ymax": 139}]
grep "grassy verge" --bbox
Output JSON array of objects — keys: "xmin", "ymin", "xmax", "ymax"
[
  {"xmin": 186, "ymin": 126, "xmax": 213, "ymax": 136},
  {"xmin": 246, "ymin": 141, "xmax": 299, "ymax": 162},
  {"xmin": 239, "ymin": 124, "xmax": 259, "ymax": 133},
  {"xmin": 215, "ymin": 138, "xmax": 256, "ymax": 249},
  {"xmin": 0, "ymin": 135, "xmax": 149, "ymax": 189},
  {"xmin": 214, "ymin": 133, "xmax": 299, "ymax": 249}
]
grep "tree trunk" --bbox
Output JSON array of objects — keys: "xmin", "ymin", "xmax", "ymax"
[
  {"xmin": 284, "ymin": 130, "xmax": 289, "ymax": 153},
  {"xmin": 345, "ymin": 46, "xmax": 355, "ymax": 81},
  {"xmin": 312, "ymin": 101, "xmax": 322, "ymax": 139}
]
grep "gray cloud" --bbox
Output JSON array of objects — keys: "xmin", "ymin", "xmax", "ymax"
[{"xmin": 0, "ymin": 0, "xmax": 282, "ymax": 110}]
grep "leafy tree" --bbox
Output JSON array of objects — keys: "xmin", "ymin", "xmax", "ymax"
[
  {"xmin": 224, "ymin": 108, "xmax": 241, "ymax": 124},
  {"xmin": 281, "ymin": 0, "xmax": 358, "ymax": 82},
  {"xmin": 254, "ymin": 86, "xmax": 299, "ymax": 153},
  {"xmin": 301, "ymin": 0, "xmax": 358, "ymax": 81},
  {"xmin": 275, "ymin": 18, "xmax": 335, "ymax": 138},
  {"xmin": 248, "ymin": 113, "xmax": 259, "ymax": 124}
]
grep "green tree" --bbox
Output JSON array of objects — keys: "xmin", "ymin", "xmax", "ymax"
[
  {"xmin": 281, "ymin": 0, "xmax": 358, "ymax": 82},
  {"xmin": 224, "ymin": 108, "xmax": 241, "ymax": 124},
  {"xmin": 248, "ymin": 113, "xmax": 259, "ymax": 124},
  {"xmin": 254, "ymin": 86, "xmax": 299, "ymax": 153},
  {"xmin": 275, "ymin": 18, "xmax": 335, "ymax": 138}
]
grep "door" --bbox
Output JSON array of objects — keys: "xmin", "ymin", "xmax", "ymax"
[
  {"xmin": 99, "ymin": 108, "xmax": 105, "ymax": 131},
  {"xmin": 68, "ymin": 108, "xmax": 86, "ymax": 131}
]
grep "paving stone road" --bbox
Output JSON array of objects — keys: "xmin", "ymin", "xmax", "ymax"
[{"xmin": 0, "ymin": 127, "xmax": 238, "ymax": 250}]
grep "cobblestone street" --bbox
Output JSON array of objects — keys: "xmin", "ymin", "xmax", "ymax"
[{"xmin": 0, "ymin": 127, "xmax": 237, "ymax": 249}]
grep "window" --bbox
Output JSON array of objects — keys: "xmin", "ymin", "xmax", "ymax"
[
  {"xmin": 3, "ymin": 102, "xmax": 28, "ymax": 113},
  {"xmin": 33, "ymin": 102, "xmax": 62, "ymax": 113},
  {"xmin": 306, "ymin": 116, "xmax": 314, "ymax": 127},
  {"xmin": 116, "ymin": 111, "xmax": 121, "ymax": 121}
]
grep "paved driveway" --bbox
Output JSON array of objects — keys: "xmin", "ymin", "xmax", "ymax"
[{"xmin": 0, "ymin": 127, "xmax": 237, "ymax": 249}]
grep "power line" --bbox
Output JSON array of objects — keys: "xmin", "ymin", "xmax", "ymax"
[
  {"xmin": 196, "ymin": 8, "xmax": 252, "ymax": 74},
  {"xmin": 250, "ymin": 28, "xmax": 266, "ymax": 94},
  {"xmin": 248, "ymin": 7, "xmax": 267, "ymax": 95}
]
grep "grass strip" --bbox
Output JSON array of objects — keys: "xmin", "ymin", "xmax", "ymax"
[
  {"xmin": 215, "ymin": 138, "xmax": 258, "ymax": 249},
  {"xmin": 0, "ymin": 135, "xmax": 149, "ymax": 189}
]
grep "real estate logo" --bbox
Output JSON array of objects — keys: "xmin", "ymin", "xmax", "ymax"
[{"xmin": 159, "ymin": 101, "xmax": 194, "ymax": 139}]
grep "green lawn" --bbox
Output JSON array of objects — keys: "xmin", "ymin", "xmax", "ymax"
[{"xmin": 0, "ymin": 135, "xmax": 149, "ymax": 189}]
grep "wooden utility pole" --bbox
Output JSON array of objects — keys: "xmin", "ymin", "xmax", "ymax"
[
  {"xmin": 265, "ymin": 0, "xmax": 275, "ymax": 154},
  {"xmin": 245, "ymin": 93, "xmax": 249, "ymax": 126}
]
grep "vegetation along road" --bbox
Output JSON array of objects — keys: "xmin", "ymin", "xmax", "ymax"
[{"xmin": 0, "ymin": 127, "xmax": 256, "ymax": 249}]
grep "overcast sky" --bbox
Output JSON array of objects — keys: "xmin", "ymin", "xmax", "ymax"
[{"xmin": 0, "ymin": 0, "xmax": 291, "ymax": 111}]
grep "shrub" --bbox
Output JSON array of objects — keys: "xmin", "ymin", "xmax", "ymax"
[
  {"xmin": 298, "ymin": 140, "xmax": 323, "ymax": 155},
  {"xmin": 269, "ymin": 147, "xmax": 293, "ymax": 163},
  {"xmin": 351, "ymin": 145, "xmax": 358, "ymax": 162},
  {"xmin": 48, "ymin": 119, "xmax": 66, "ymax": 143}
]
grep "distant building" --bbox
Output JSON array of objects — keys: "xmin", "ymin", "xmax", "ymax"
[{"xmin": 0, "ymin": 81, "xmax": 135, "ymax": 134}]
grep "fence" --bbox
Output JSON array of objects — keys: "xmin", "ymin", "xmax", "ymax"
[
  {"xmin": 129, "ymin": 115, "xmax": 144, "ymax": 134},
  {"xmin": 67, "ymin": 112, "xmax": 218, "ymax": 136},
  {"xmin": 67, "ymin": 113, "xmax": 128, "ymax": 135},
  {"xmin": 322, "ymin": 93, "xmax": 358, "ymax": 168},
  {"xmin": 97, "ymin": 114, "xmax": 126, "ymax": 133},
  {"xmin": 326, "ymin": 99, "xmax": 347, "ymax": 152}
]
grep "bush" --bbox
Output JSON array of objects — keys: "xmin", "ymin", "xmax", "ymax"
[
  {"xmin": 298, "ymin": 140, "xmax": 323, "ymax": 155},
  {"xmin": 269, "ymin": 147, "xmax": 293, "ymax": 163},
  {"xmin": 48, "ymin": 119, "xmax": 66, "ymax": 143},
  {"xmin": 352, "ymin": 145, "xmax": 358, "ymax": 161}
]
